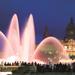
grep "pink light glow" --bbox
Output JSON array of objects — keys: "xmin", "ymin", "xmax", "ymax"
[
  {"xmin": 7, "ymin": 14, "xmax": 20, "ymax": 61},
  {"xmin": 0, "ymin": 31, "xmax": 14, "ymax": 60},
  {"xmin": 0, "ymin": 13, "xmax": 36, "ymax": 63},
  {"xmin": 21, "ymin": 14, "xmax": 35, "ymax": 62},
  {"xmin": 32, "ymin": 37, "xmax": 69, "ymax": 64}
]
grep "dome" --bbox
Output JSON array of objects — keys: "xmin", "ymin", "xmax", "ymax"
[{"xmin": 32, "ymin": 37, "xmax": 69, "ymax": 64}]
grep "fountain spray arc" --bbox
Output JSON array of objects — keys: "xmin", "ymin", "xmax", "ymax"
[
  {"xmin": 0, "ymin": 31, "xmax": 14, "ymax": 62},
  {"xmin": 7, "ymin": 14, "xmax": 20, "ymax": 61},
  {"xmin": 21, "ymin": 14, "xmax": 36, "ymax": 62}
]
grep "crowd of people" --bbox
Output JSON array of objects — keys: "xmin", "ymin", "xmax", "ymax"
[{"xmin": 8, "ymin": 61, "xmax": 75, "ymax": 73}]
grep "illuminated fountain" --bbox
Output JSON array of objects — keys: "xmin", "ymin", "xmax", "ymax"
[
  {"xmin": 32, "ymin": 37, "xmax": 69, "ymax": 64},
  {"xmin": 5, "ymin": 13, "xmax": 35, "ymax": 62},
  {"xmin": 7, "ymin": 14, "xmax": 20, "ymax": 61},
  {"xmin": 21, "ymin": 14, "xmax": 35, "ymax": 62},
  {"xmin": 0, "ymin": 13, "xmax": 36, "ymax": 63},
  {"xmin": 0, "ymin": 13, "xmax": 72, "ymax": 64},
  {"xmin": 0, "ymin": 31, "xmax": 14, "ymax": 62}
]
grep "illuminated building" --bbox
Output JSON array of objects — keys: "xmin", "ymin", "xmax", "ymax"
[
  {"xmin": 62, "ymin": 17, "xmax": 75, "ymax": 58},
  {"xmin": 61, "ymin": 39, "xmax": 75, "ymax": 58}
]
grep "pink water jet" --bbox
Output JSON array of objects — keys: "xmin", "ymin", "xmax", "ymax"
[
  {"xmin": 32, "ymin": 37, "xmax": 69, "ymax": 64},
  {"xmin": 0, "ymin": 31, "xmax": 14, "ymax": 60},
  {"xmin": 21, "ymin": 14, "xmax": 35, "ymax": 62},
  {"xmin": 0, "ymin": 13, "xmax": 35, "ymax": 63},
  {"xmin": 7, "ymin": 14, "xmax": 20, "ymax": 61}
]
